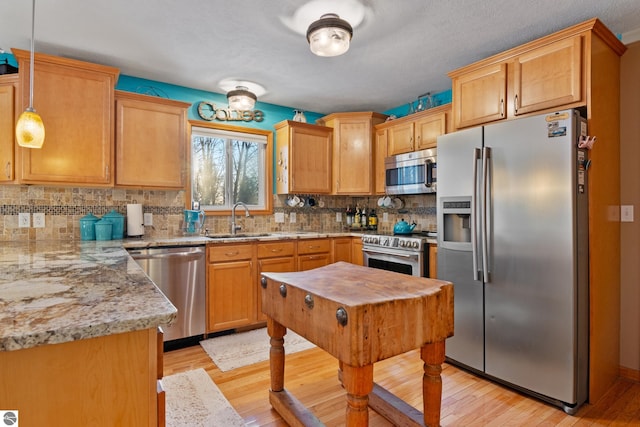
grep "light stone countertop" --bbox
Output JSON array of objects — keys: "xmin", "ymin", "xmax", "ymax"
[
  {"xmin": 1, "ymin": 231, "xmax": 436, "ymax": 352},
  {"xmin": 0, "ymin": 240, "xmax": 177, "ymax": 352}
]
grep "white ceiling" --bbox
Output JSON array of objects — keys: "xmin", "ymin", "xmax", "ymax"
[{"xmin": 2, "ymin": 0, "xmax": 639, "ymax": 114}]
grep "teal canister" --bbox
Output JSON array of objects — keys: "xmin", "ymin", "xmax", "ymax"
[
  {"xmin": 94, "ymin": 218, "xmax": 113, "ymax": 241},
  {"xmin": 79, "ymin": 213, "xmax": 100, "ymax": 241},
  {"xmin": 103, "ymin": 209, "xmax": 125, "ymax": 239}
]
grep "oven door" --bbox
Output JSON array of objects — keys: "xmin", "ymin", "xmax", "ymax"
[{"xmin": 362, "ymin": 246, "xmax": 424, "ymax": 277}]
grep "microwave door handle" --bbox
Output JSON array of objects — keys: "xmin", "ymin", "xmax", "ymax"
[
  {"xmin": 425, "ymin": 159, "xmax": 434, "ymax": 188},
  {"xmin": 481, "ymin": 146, "xmax": 491, "ymax": 283},
  {"xmin": 472, "ymin": 148, "xmax": 481, "ymax": 281}
]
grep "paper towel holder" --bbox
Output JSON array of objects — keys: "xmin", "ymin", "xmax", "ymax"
[{"xmin": 126, "ymin": 203, "xmax": 145, "ymax": 237}]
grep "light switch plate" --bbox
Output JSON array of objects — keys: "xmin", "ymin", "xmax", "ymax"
[
  {"xmin": 18, "ymin": 212, "xmax": 30, "ymax": 228},
  {"xmin": 336, "ymin": 212, "xmax": 342, "ymax": 222},
  {"xmin": 382, "ymin": 212, "xmax": 389, "ymax": 223},
  {"xmin": 621, "ymin": 205, "xmax": 634, "ymax": 222},
  {"xmin": 33, "ymin": 213, "xmax": 45, "ymax": 228},
  {"xmin": 274, "ymin": 212, "xmax": 285, "ymax": 223},
  {"xmin": 290, "ymin": 212, "xmax": 297, "ymax": 223}
]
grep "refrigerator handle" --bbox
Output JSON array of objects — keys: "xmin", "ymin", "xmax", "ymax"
[
  {"xmin": 472, "ymin": 147, "xmax": 481, "ymax": 281},
  {"xmin": 482, "ymin": 146, "xmax": 491, "ymax": 283}
]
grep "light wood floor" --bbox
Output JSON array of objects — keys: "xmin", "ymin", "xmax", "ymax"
[{"xmin": 164, "ymin": 343, "xmax": 640, "ymax": 426}]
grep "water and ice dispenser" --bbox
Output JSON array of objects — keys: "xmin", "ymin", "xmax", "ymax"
[{"xmin": 440, "ymin": 198, "xmax": 472, "ymax": 250}]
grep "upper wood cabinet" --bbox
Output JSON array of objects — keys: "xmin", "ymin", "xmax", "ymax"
[
  {"xmin": 374, "ymin": 127, "xmax": 388, "ymax": 194},
  {"xmin": 274, "ymin": 120, "xmax": 332, "ymax": 194},
  {"xmin": 376, "ymin": 105, "xmax": 451, "ymax": 156},
  {"xmin": 12, "ymin": 49, "xmax": 119, "ymax": 186},
  {"xmin": 318, "ymin": 112, "xmax": 387, "ymax": 195},
  {"xmin": 0, "ymin": 75, "xmax": 17, "ymax": 182},
  {"xmin": 115, "ymin": 91, "xmax": 190, "ymax": 189},
  {"xmin": 449, "ymin": 24, "xmax": 587, "ymax": 130}
]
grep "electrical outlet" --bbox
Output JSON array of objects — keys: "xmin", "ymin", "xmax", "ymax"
[
  {"xmin": 621, "ymin": 205, "xmax": 634, "ymax": 222},
  {"xmin": 336, "ymin": 212, "xmax": 342, "ymax": 222},
  {"xmin": 274, "ymin": 212, "xmax": 285, "ymax": 223},
  {"xmin": 144, "ymin": 212, "xmax": 153, "ymax": 226},
  {"xmin": 382, "ymin": 212, "xmax": 389, "ymax": 223},
  {"xmin": 18, "ymin": 212, "xmax": 30, "ymax": 228},
  {"xmin": 33, "ymin": 213, "xmax": 45, "ymax": 228},
  {"xmin": 290, "ymin": 212, "xmax": 297, "ymax": 223}
]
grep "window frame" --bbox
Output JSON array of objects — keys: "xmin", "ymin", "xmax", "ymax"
[{"xmin": 187, "ymin": 120, "xmax": 273, "ymax": 216}]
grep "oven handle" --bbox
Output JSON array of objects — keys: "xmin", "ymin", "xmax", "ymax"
[{"xmin": 362, "ymin": 248, "xmax": 420, "ymax": 259}]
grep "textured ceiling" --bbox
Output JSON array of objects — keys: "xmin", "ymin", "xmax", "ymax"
[{"xmin": 2, "ymin": 0, "xmax": 639, "ymax": 114}]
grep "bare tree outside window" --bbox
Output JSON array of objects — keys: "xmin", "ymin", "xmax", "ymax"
[{"xmin": 191, "ymin": 126, "xmax": 268, "ymax": 211}]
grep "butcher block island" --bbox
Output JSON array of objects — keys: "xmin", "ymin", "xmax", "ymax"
[
  {"xmin": 0, "ymin": 241, "xmax": 177, "ymax": 427},
  {"xmin": 260, "ymin": 262, "xmax": 454, "ymax": 427}
]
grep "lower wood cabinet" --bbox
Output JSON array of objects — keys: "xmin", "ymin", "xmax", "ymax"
[
  {"xmin": 0, "ymin": 328, "xmax": 161, "ymax": 426},
  {"xmin": 428, "ymin": 244, "xmax": 438, "ymax": 279},
  {"xmin": 207, "ymin": 243, "xmax": 256, "ymax": 332},
  {"xmin": 297, "ymin": 238, "xmax": 332, "ymax": 271},
  {"xmin": 256, "ymin": 241, "xmax": 295, "ymax": 322},
  {"xmin": 351, "ymin": 237, "xmax": 364, "ymax": 266},
  {"xmin": 207, "ymin": 236, "xmax": 361, "ymax": 332},
  {"xmin": 332, "ymin": 237, "xmax": 353, "ymax": 263}
]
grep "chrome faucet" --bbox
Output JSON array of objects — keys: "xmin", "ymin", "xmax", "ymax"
[{"xmin": 231, "ymin": 202, "xmax": 250, "ymax": 235}]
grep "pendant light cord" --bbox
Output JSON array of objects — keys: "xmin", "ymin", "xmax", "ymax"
[{"xmin": 28, "ymin": 0, "xmax": 36, "ymax": 110}]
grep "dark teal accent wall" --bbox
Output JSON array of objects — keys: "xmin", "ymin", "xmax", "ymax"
[
  {"xmin": 115, "ymin": 75, "xmax": 326, "ymax": 130},
  {"xmin": 382, "ymin": 90, "xmax": 452, "ymax": 118}
]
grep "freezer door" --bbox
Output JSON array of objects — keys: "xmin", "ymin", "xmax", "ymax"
[
  {"xmin": 483, "ymin": 111, "xmax": 580, "ymax": 404},
  {"xmin": 437, "ymin": 127, "xmax": 485, "ymax": 371}
]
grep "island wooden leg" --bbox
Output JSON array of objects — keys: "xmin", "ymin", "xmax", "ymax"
[
  {"xmin": 341, "ymin": 363, "xmax": 373, "ymax": 426},
  {"xmin": 421, "ymin": 341, "xmax": 445, "ymax": 427},
  {"xmin": 267, "ymin": 318, "xmax": 286, "ymax": 392}
]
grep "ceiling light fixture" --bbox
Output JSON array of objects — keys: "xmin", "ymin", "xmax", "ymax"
[
  {"xmin": 15, "ymin": 0, "xmax": 45, "ymax": 149},
  {"xmin": 227, "ymin": 86, "xmax": 257, "ymax": 110},
  {"xmin": 306, "ymin": 13, "xmax": 353, "ymax": 57}
]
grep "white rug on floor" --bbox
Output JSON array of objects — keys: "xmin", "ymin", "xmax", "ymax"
[
  {"xmin": 200, "ymin": 327, "xmax": 316, "ymax": 372},
  {"xmin": 163, "ymin": 368, "xmax": 245, "ymax": 427}
]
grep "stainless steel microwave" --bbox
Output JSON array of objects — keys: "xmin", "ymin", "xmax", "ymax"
[{"xmin": 384, "ymin": 148, "xmax": 437, "ymax": 195}]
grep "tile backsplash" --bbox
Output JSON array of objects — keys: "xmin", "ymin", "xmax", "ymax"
[{"xmin": 0, "ymin": 185, "xmax": 436, "ymax": 241}]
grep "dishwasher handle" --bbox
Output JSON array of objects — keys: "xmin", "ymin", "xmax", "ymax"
[{"xmin": 129, "ymin": 248, "xmax": 205, "ymax": 261}]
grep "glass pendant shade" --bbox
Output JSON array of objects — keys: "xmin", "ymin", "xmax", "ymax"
[
  {"xmin": 16, "ymin": 108, "xmax": 45, "ymax": 148},
  {"xmin": 307, "ymin": 13, "xmax": 353, "ymax": 57},
  {"xmin": 227, "ymin": 86, "xmax": 257, "ymax": 110},
  {"xmin": 17, "ymin": 0, "xmax": 45, "ymax": 149}
]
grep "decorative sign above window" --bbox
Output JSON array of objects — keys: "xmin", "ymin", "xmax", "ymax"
[{"xmin": 197, "ymin": 101, "xmax": 264, "ymax": 122}]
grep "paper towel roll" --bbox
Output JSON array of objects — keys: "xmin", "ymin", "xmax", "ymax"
[{"xmin": 126, "ymin": 204, "xmax": 145, "ymax": 237}]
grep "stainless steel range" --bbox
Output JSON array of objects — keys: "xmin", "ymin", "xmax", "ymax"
[{"xmin": 361, "ymin": 234, "xmax": 428, "ymax": 277}]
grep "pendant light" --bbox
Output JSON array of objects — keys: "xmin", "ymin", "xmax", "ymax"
[
  {"xmin": 15, "ymin": 0, "xmax": 45, "ymax": 149},
  {"xmin": 227, "ymin": 86, "xmax": 257, "ymax": 110},
  {"xmin": 306, "ymin": 13, "xmax": 353, "ymax": 57}
]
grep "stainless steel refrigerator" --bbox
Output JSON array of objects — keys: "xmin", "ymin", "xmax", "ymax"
[{"xmin": 436, "ymin": 109, "xmax": 589, "ymax": 414}]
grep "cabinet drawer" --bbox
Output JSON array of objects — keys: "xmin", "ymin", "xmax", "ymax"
[
  {"xmin": 257, "ymin": 241, "xmax": 295, "ymax": 259},
  {"xmin": 208, "ymin": 243, "xmax": 253, "ymax": 262},
  {"xmin": 297, "ymin": 238, "xmax": 331, "ymax": 255}
]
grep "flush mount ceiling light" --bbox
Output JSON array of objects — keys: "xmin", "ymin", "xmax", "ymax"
[
  {"xmin": 306, "ymin": 13, "xmax": 353, "ymax": 57},
  {"xmin": 227, "ymin": 86, "xmax": 257, "ymax": 110},
  {"xmin": 15, "ymin": 0, "xmax": 45, "ymax": 149}
]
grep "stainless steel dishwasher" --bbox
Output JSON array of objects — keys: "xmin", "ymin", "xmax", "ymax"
[{"xmin": 128, "ymin": 246, "xmax": 206, "ymax": 344}]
